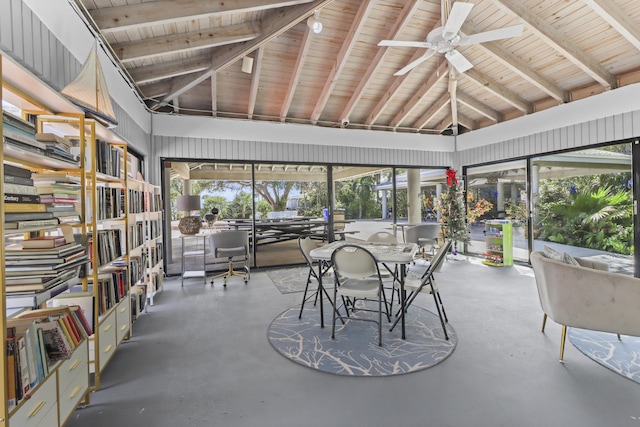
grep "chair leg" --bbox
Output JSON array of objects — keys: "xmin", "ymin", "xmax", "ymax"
[
  {"xmin": 431, "ymin": 290, "xmax": 449, "ymax": 340},
  {"xmin": 541, "ymin": 313, "xmax": 547, "ymax": 332},
  {"xmin": 559, "ymin": 325, "xmax": 567, "ymax": 362},
  {"xmin": 298, "ymin": 271, "xmax": 313, "ymax": 319},
  {"xmin": 378, "ymin": 291, "xmax": 382, "ymax": 346}
]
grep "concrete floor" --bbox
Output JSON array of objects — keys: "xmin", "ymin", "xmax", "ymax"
[{"xmin": 67, "ymin": 257, "xmax": 639, "ymax": 427}]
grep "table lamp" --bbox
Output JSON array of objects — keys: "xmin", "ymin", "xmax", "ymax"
[{"xmin": 177, "ymin": 195, "xmax": 202, "ymax": 235}]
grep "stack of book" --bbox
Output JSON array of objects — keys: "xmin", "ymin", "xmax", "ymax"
[
  {"xmin": 3, "ymin": 163, "xmax": 61, "ymax": 230},
  {"xmin": 32, "ymin": 172, "xmax": 82, "ymax": 225},
  {"xmin": 6, "ymin": 305, "xmax": 91, "ymax": 410},
  {"xmin": 5, "ymin": 239, "xmax": 89, "ymax": 295},
  {"xmin": 2, "ymin": 112, "xmax": 80, "ymax": 167}
]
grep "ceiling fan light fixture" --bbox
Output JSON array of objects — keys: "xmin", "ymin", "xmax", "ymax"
[{"xmin": 307, "ymin": 11, "xmax": 323, "ymax": 34}]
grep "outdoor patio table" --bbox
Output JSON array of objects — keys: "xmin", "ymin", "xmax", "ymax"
[{"xmin": 310, "ymin": 241, "xmax": 418, "ymax": 339}]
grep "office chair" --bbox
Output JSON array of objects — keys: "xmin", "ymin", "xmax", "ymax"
[{"xmin": 209, "ymin": 230, "xmax": 250, "ymax": 287}]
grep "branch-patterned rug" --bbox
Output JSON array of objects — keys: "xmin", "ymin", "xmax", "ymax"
[
  {"xmin": 266, "ymin": 267, "xmax": 310, "ymax": 294},
  {"xmin": 568, "ymin": 328, "xmax": 640, "ymax": 384},
  {"xmin": 267, "ymin": 302, "xmax": 457, "ymax": 376}
]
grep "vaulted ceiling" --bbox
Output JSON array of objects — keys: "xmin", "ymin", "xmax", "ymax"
[{"xmin": 73, "ymin": 0, "xmax": 640, "ymax": 136}]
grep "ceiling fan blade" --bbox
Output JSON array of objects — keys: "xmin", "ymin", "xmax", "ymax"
[
  {"xmin": 445, "ymin": 49, "xmax": 473, "ymax": 73},
  {"xmin": 443, "ymin": 2, "xmax": 474, "ymax": 39},
  {"xmin": 393, "ymin": 50, "xmax": 437, "ymax": 76},
  {"xmin": 378, "ymin": 40, "xmax": 432, "ymax": 49},
  {"xmin": 458, "ymin": 24, "xmax": 524, "ymax": 46}
]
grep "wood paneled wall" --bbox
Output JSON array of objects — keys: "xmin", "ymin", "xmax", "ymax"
[{"xmin": 456, "ymin": 111, "xmax": 640, "ymax": 168}]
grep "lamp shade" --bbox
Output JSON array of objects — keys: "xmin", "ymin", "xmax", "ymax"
[{"xmin": 176, "ymin": 195, "xmax": 201, "ymax": 212}]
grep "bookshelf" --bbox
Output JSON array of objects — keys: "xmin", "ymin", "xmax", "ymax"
[
  {"xmin": 483, "ymin": 220, "xmax": 513, "ymax": 267},
  {"xmin": 83, "ymin": 128, "xmax": 131, "ymax": 390},
  {"xmin": 1, "ymin": 54, "xmax": 92, "ymax": 427}
]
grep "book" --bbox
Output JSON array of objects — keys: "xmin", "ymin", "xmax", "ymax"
[
  {"xmin": 5, "ymin": 242, "xmax": 84, "ymax": 257},
  {"xmin": 17, "ymin": 336, "xmax": 31, "ymax": 396},
  {"xmin": 38, "ymin": 320, "xmax": 74, "ymax": 361},
  {"xmin": 4, "ymin": 193, "xmax": 41, "ymax": 204},
  {"xmin": 53, "ymin": 292, "xmax": 94, "ymax": 331},
  {"xmin": 23, "ymin": 235, "xmax": 69, "ymax": 249},
  {"xmin": 24, "ymin": 322, "xmax": 42, "ymax": 387},
  {"xmin": 3, "ymin": 174, "xmax": 34, "ymax": 186},
  {"xmin": 4, "ymin": 211, "xmax": 54, "ymax": 221},
  {"xmin": 5, "ymin": 250, "xmax": 86, "ymax": 265},
  {"xmin": 5, "ymin": 218, "xmax": 60, "ymax": 229},
  {"xmin": 3, "ymin": 163, "xmax": 33, "ymax": 179},
  {"xmin": 6, "ymin": 327, "xmax": 18, "ymax": 410},
  {"xmin": 4, "ymin": 203, "xmax": 47, "ymax": 213},
  {"xmin": 4, "ymin": 182, "xmax": 38, "ymax": 195},
  {"xmin": 37, "ymin": 328, "xmax": 50, "ymax": 376},
  {"xmin": 57, "ymin": 317, "xmax": 77, "ymax": 349},
  {"xmin": 36, "ymin": 132, "xmax": 71, "ymax": 148}
]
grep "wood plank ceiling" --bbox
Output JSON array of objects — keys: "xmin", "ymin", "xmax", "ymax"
[{"xmin": 73, "ymin": 0, "xmax": 640, "ymax": 136}]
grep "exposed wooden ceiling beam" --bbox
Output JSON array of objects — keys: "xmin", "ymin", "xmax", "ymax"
[
  {"xmin": 456, "ymin": 91, "xmax": 503, "ymax": 123},
  {"xmin": 390, "ymin": 61, "xmax": 448, "ymax": 129},
  {"xmin": 449, "ymin": 69, "xmax": 459, "ymax": 136},
  {"xmin": 338, "ymin": 0, "xmax": 422, "ymax": 124},
  {"xmin": 462, "ymin": 26, "xmax": 569, "ymax": 104},
  {"xmin": 247, "ymin": 48, "xmax": 264, "ymax": 119},
  {"xmin": 211, "ymin": 73, "xmax": 217, "ymax": 117},
  {"xmin": 310, "ymin": 0, "xmax": 376, "ymax": 125},
  {"xmin": 171, "ymin": 162, "xmax": 191, "ymax": 179},
  {"xmin": 139, "ymin": 81, "xmax": 171, "ymax": 100},
  {"xmin": 412, "ymin": 93, "xmax": 450, "ymax": 131},
  {"xmin": 280, "ymin": 26, "xmax": 313, "ymax": 121},
  {"xmin": 457, "ymin": 112, "xmax": 477, "ymax": 131},
  {"xmin": 128, "ymin": 55, "xmax": 212, "ymax": 85},
  {"xmin": 464, "ymin": 68, "xmax": 533, "ymax": 114},
  {"xmin": 113, "ymin": 23, "xmax": 259, "ymax": 63},
  {"xmin": 582, "ymin": 0, "xmax": 640, "ymax": 52},
  {"xmin": 156, "ymin": 0, "xmax": 335, "ymax": 107},
  {"xmin": 91, "ymin": 0, "xmax": 315, "ymax": 33},
  {"xmin": 492, "ymin": 0, "xmax": 617, "ymax": 90}
]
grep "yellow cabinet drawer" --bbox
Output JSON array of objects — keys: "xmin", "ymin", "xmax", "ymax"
[
  {"xmin": 58, "ymin": 366, "xmax": 89, "ymax": 424},
  {"xmin": 116, "ymin": 298, "xmax": 131, "ymax": 344},
  {"xmin": 98, "ymin": 310, "xmax": 117, "ymax": 371},
  {"xmin": 58, "ymin": 340, "xmax": 88, "ymax": 393},
  {"xmin": 10, "ymin": 375, "xmax": 57, "ymax": 427}
]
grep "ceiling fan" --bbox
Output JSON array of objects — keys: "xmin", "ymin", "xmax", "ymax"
[{"xmin": 379, "ymin": 2, "xmax": 523, "ymax": 75}]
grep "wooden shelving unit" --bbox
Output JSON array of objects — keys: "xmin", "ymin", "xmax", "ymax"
[{"xmin": 1, "ymin": 54, "xmax": 91, "ymax": 427}]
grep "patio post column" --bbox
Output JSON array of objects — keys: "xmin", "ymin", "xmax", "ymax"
[
  {"xmin": 381, "ymin": 190, "xmax": 388, "ymax": 219},
  {"xmin": 407, "ymin": 169, "xmax": 421, "ymax": 223},
  {"xmin": 497, "ymin": 181, "xmax": 505, "ymax": 214},
  {"xmin": 436, "ymin": 183, "xmax": 442, "ymax": 222}
]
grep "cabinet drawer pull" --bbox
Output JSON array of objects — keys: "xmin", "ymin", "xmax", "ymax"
[
  {"xmin": 28, "ymin": 400, "xmax": 47, "ymax": 418},
  {"xmin": 104, "ymin": 324, "xmax": 113, "ymax": 332},
  {"xmin": 69, "ymin": 359, "xmax": 82, "ymax": 371},
  {"xmin": 119, "ymin": 306, "xmax": 127, "ymax": 313},
  {"xmin": 120, "ymin": 324, "xmax": 127, "ymax": 331},
  {"xmin": 70, "ymin": 386, "xmax": 82, "ymax": 399},
  {"xmin": 104, "ymin": 344, "xmax": 113, "ymax": 353}
]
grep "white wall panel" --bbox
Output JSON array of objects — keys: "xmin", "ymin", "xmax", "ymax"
[{"xmin": 0, "ymin": 0, "xmax": 13, "ymax": 52}]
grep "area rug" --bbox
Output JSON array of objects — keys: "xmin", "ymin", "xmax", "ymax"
[
  {"xmin": 267, "ymin": 303, "xmax": 457, "ymax": 376},
  {"xmin": 568, "ymin": 328, "xmax": 640, "ymax": 384},
  {"xmin": 266, "ymin": 267, "xmax": 310, "ymax": 294}
]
